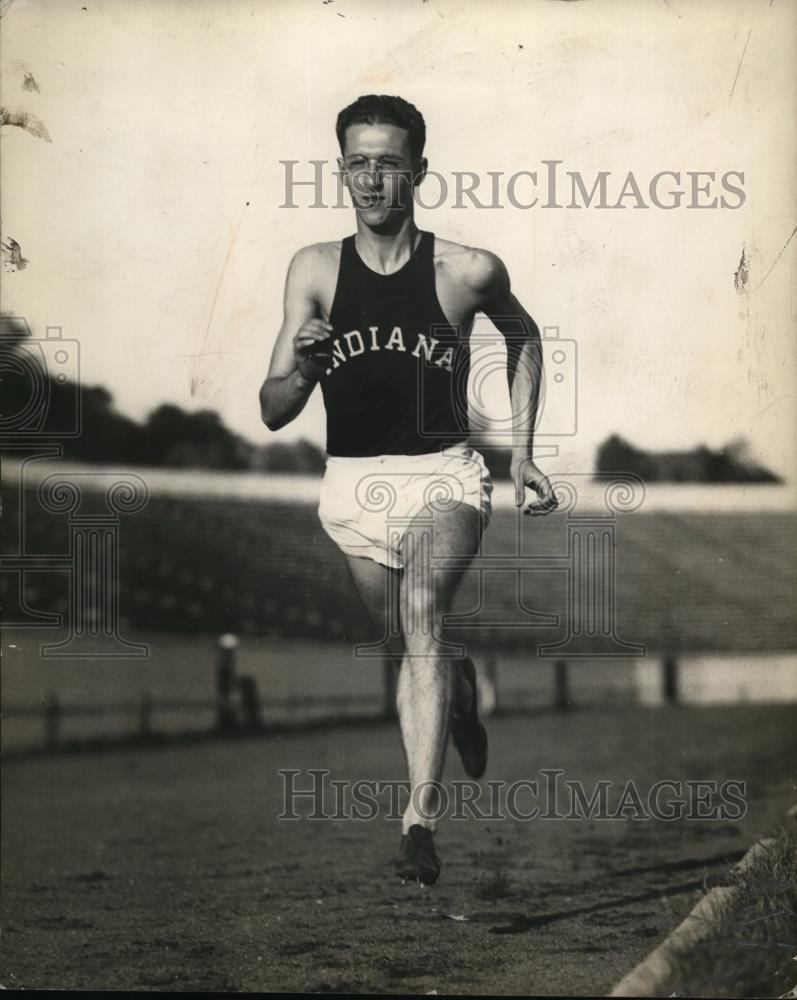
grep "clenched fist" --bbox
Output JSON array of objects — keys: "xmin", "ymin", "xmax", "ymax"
[{"xmin": 294, "ymin": 319, "xmax": 334, "ymax": 383}]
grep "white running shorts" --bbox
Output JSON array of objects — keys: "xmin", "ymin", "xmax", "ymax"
[{"xmin": 318, "ymin": 443, "xmax": 493, "ymax": 569}]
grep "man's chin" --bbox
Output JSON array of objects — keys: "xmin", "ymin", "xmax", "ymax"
[{"xmin": 355, "ymin": 205, "xmax": 407, "ymax": 232}]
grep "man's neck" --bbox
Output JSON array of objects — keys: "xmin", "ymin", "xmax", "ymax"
[{"xmin": 354, "ymin": 218, "xmax": 421, "ymax": 275}]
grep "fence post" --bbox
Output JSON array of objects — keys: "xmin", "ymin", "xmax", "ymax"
[
  {"xmin": 216, "ymin": 633, "xmax": 239, "ymax": 731},
  {"xmin": 139, "ymin": 691, "xmax": 153, "ymax": 738},
  {"xmin": 44, "ymin": 693, "xmax": 60, "ymax": 750},
  {"xmin": 239, "ymin": 675, "xmax": 263, "ymax": 731},
  {"xmin": 554, "ymin": 659, "xmax": 571, "ymax": 711},
  {"xmin": 662, "ymin": 655, "xmax": 679, "ymax": 705},
  {"xmin": 479, "ymin": 658, "xmax": 498, "ymax": 716}
]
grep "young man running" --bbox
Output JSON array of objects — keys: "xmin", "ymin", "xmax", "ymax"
[{"xmin": 260, "ymin": 94, "xmax": 557, "ymax": 884}]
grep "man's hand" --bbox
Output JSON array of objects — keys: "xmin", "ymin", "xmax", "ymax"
[
  {"xmin": 294, "ymin": 319, "xmax": 334, "ymax": 383},
  {"xmin": 512, "ymin": 456, "xmax": 558, "ymax": 516}
]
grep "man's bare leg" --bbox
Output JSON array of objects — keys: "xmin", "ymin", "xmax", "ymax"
[
  {"xmin": 343, "ymin": 554, "xmax": 415, "ymax": 757},
  {"xmin": 343, "ymin": 551, "xmax": 475, "ymax": 774},
  {"xmin": 398, "ymin": 502, "xmax": 482, "ymax": 835},
  {"xmin": 344, "ymin": 555, "xmax": 404, "ymax": 662}
]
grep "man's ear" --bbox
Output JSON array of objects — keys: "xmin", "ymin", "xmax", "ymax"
[{"xmin": 412, "ymin": 157, "xmax": 428, "ymax": 187}]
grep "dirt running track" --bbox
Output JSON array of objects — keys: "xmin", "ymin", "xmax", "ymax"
[{"xmin": 2, "ymin": 706, "xmax": 795, "ymax": 994}]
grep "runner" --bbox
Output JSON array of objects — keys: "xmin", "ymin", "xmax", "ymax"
[{"xmin": 260, "ymin": 94, "xmax": 557, "ymax": 884}]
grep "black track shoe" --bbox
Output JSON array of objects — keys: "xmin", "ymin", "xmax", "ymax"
[
  {"xmin": 450, "ymin": 658, "xmax": 488, "ymax": 779},
  {"xmin": 396, "ymin": 825, "xmax": 441, "ymax": 886}
]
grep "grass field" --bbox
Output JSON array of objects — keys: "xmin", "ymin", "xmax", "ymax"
[
  {"xmin": 2, "ymin": 705, "xmax": 795, "ymax": 994},
  {"xmin": 663, "ymin": 822, "xmax": 797, "ymax": 998},
  {"xmin": 3, "ymin": 463, "xmax": 796, "ymax": 992}
]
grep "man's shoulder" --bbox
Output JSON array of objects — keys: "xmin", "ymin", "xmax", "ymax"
[
  {"xmin": 432, "ymin": 236, "xmax": 506, "ymax": 293},
  {"xmin": 290, "ymin": 240, "xmax": 342, "ymax": 268},
  {"xmin": 286, "ymin": 241, "xmax": 342, "ymax": 292}
]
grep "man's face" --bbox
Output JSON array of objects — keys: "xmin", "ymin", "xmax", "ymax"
[{"xmin": 338, "ymin": 123, "xmax": 425, "ymax": 228}]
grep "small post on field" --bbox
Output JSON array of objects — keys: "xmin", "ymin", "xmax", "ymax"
[
  {"xmin": 139, "ymin": 691, "xmax": 153, "ymax": 738},
  {"xmin": 239, "ymin": 675, "xmax": 263, "ymax": 731},
  {"xmin": 216, "ymin": 633, "xmax": 240, "ymax": 732},
  {"xmin": 662, "ymin": 655, "xmax": 679, "ymax": 705},
  {"xmin": 480, "ymin": 657, "xmax": 498, "ymax": 716},
  {"xmin": 554, "ymin": 659, "xmax": 571, "ymax": 711},
  {"xmin": 44, "ymin": 693, "xmax": 60, "ymax": 750}
]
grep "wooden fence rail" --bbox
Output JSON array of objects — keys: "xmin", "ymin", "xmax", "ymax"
[{"xmin": 1, "ymin": 636, "xmax": 683, "ymax": 752}]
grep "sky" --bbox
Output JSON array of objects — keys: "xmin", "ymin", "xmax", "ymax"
[{"xmin": 2, "ymin": 0, "xmax": 795, "ymax": 480}]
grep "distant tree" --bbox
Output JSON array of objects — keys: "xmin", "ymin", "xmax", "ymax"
[
  {"xmin": 1, "ymin": 314, "xmax": 44, "ymax": 433},
  {"xmin": 1, "ymin": 314, "xmax": 321, "ymax": 472},
  {"xmin": 595, "ymin": 434, "xmax": 780, "ymax": 483},
  {"xmin": 718, "ymin": 438, "xmax": 780, "ymax": 483},
  {"xmin": 63, "ymin": 385, "xmax": 144, "ymax": 463},
  {"xmin": 251, "ymin": 437, "xmax": 326, "ymax": 474},
  {"xmin": 144, "ymin": 405, "xmax": 253, "ymax": 469},
  {"xmin": 596, "ymin": 435, "xmax": 654, "ymax": 480},
  {"xmin": 0, "ymin": 312, "xmax": 29, "ymax": 349}
]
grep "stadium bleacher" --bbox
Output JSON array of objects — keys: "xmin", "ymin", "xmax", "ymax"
[{"xmin": 3, "ymin": 469, "xmax": 796, "ymax": 657}]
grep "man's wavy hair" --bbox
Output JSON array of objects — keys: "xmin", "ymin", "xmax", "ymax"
[{"xmin": 336, "ymin": 95, "xmax": 426, "ymax": 160}]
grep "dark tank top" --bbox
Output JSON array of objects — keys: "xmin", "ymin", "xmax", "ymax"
[{"xmin": 321, "ymin": 230, "xmax": 470, "ymax": 457}]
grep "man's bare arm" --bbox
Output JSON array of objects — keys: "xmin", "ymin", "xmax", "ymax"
[
  {"xmin": 476, "ymin": 252, "xmax": 557, "ymax": 514},
  {"xmin": 259, "ymin": 247, "xmax": 332, "ymax": 431}
]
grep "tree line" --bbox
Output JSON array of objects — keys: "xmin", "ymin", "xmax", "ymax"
[{"xmin": 2, "ymin": 316, "xmax": 779, "ymax": 481}]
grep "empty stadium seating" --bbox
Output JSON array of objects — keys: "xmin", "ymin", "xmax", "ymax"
[{"xmin": 3, "ymin": 469, "xmax": 796, "ymax": 655}]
